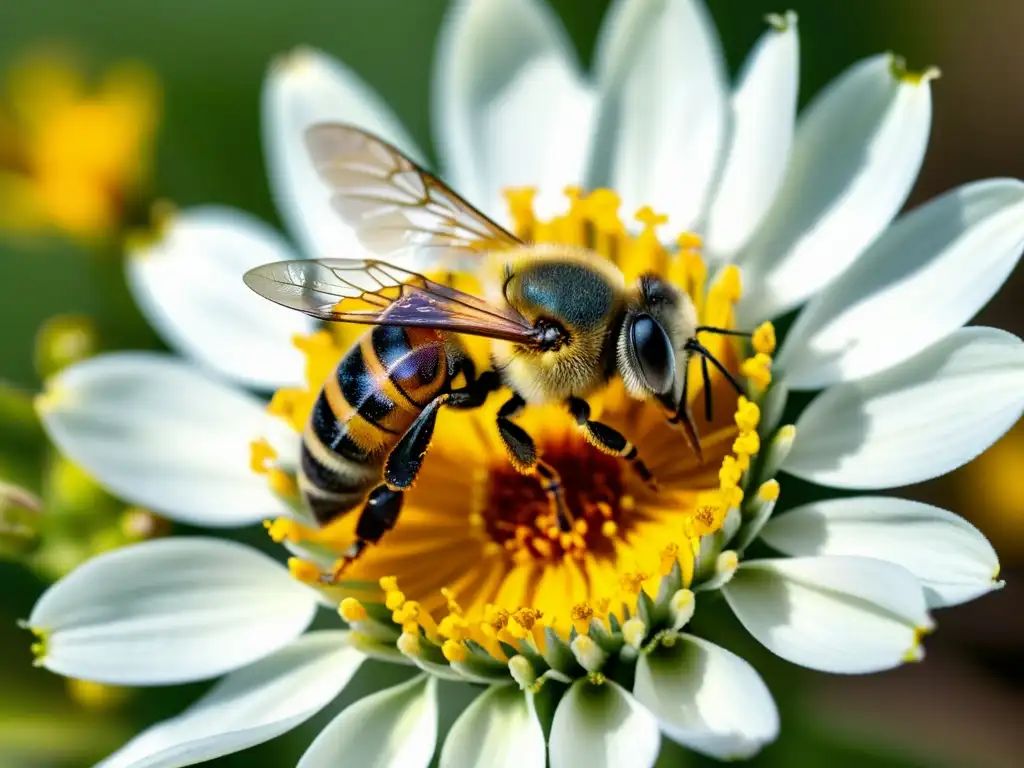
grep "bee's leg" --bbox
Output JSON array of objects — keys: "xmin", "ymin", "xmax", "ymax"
[
  {"xmin": 324, "ymin": 486, "xmax": 403, "ymax": 583},
  {"xmin": 496, "ymin": 393, "xmax": 537, "ymax": 470},
  {"xmin": 567, "ymin": 396, "xmax": 658, "ymax": 489},
  {"xmin": 385, "ymin": 370, "xmax": 502, "ymax": 491},
  {"xmin": 664, "ymin": 351, "xmax": 704, "ymax": 462},
  {"xmin": 496, "ymin": 393, "xmax": 572, "ymax": 530}
]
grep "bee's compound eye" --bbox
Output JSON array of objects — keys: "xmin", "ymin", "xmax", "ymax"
[{"xmin": 630, "ymin": 313, "xmax": 674, "ymax": 395}]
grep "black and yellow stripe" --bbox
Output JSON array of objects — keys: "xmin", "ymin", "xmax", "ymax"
[{"xmin": 299, "ymin": 325, "xmax": 449, "ymax": 525}]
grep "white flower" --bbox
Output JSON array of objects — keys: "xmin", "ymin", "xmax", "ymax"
[{"xmin": 29, "ymin": 0, "xmax": 1024, "ymax": 766}]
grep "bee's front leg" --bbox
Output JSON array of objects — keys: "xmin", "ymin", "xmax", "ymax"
[{"xmin": 567, "ymin": 397, "xmax": 658, "ymax": 490}]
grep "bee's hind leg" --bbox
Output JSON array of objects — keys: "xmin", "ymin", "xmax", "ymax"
[
  {"xmin": 496, "ymin": 393, "xmax": 573, "ymax": 531},
  {"xmin": 323, "ymin": 486, "xmax": 403, "ymax": 583},
  {"xmin": 567, "ymin": 396, "xmax": 659, "ymax": 490}
]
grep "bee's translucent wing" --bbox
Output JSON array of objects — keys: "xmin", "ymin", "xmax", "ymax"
[
  {"xmin": 304, "ymin": 123, "xmax": 521, "ymax": 269},
  {"xmin": 244, "ymin": 259, "xmax": 539, "ymax": 344}
]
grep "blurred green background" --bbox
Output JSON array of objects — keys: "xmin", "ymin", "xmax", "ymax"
[{"xmin": 2, "ymin": 1, "xmax": 1022, "ymax": 766}]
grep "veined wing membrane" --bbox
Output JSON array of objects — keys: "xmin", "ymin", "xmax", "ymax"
[
  {"xmin": 304, "ymin": 123, "xmax": 521, "ymax": 268},
  {"xmin": 244, "ymin": 259, "xmax": 538, "ymax": 345}
]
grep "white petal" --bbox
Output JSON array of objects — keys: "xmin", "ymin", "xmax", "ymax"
[
  {"xmin": 633, "ymin": 635, "xmax": 778, "ymax": 760},
  {"xmin": 704, "ymin": 13, "xmax": 799, "ymax": 260},
  {"xmin": 29, "ymin": 538, "xmax": 319, "ymax": 685},
  {"xmin": 439, "ymin": 686, "xmax": 544, "ymax": 768},
  {"xmin": 126, "ymin": 206, "xmax": 315, "ymax": 390},
  {"xmin": 433, "ymin": 0, "xmax": 595, "ymax": 222},
  {"xmin": 98, "ymin": 631, "xmax": 361, "ymax": 768},
  {"xmin": 760, "ymin": 496, "xmax": 1003, "ymax": 608},
  {"xmin": 299, "ymin": 675, "xmax": 437, "ymax": 768},
  {"xmin": 723, "ymin": 555, "xmax": 931, "ymax": 673},
  {"xmin": 38, "ymin": 353, "xmax": 292, "ymax": 526},
  {"xmin": 739, "ymin": 55, "xmax": 934, "ymax": 321},
  {"xmin": 590, "ymin": 0, "xmax": 727, "ymax": 232},
  {"xmin": 784, "ymin": 327, "xmax": 1024, "ymax": 489},
  {"xmin": 263, "ymin": 48, "xmax": 424, "ymax": 260},
  {"xmin": 549, "ymin": 678, "xmax": 660, "ymax": 768},
  {"xmin": 778, "ymin": 179, "xmax": 1024, "ymax": 389}
]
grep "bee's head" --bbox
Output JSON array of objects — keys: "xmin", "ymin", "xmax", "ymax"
[
  {"xmin": 617, "ymin": 274, "xmax": 696, "ymax": 399},
  {"xmin": 502, "ymin": 251, "xmax": 623, "ymax": 360}
]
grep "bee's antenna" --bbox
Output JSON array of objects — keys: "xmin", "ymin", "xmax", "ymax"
[
  {"xmin": 701, "ymin": 354, "xmax": 714, "ymax": 421},
  {"xmin": 687, "ymin": 340, "xmax": 746, "ymax": 396},
  {"xmin": 695, "ymin": 326, "xmax": 752, "ymax": 338}
]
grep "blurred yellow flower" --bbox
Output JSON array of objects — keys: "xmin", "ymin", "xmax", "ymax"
[
  {"xmin": 953, "ymin": 421, "xmax": 1024, "ymax": 562},
  {"xmin": 0, "ymin": 49, "xmax": 160, "ymax": 241}
]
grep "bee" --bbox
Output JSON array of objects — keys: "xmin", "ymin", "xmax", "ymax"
[{"xmin": 244, "ymin": 124, "xmax": 746, "ymax": 567}]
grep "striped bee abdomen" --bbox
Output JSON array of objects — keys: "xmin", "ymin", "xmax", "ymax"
[{"xmin": 299, "ymin": 325, "xmax": 449, "ymax": 525}]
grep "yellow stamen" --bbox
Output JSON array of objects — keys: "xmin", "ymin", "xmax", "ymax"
[
  {"xmin": 287, "ymin": 558, "xmax": 321, "ymax": 584},
  {"xmin": 264, "ymin": 517, "xmax": 304, "ymax": 543},
  {"xmin": 752, "ymin": 322, "xmax": 776, "ymax": 356},
  {"xmin": 571, "ymin": 603, "xmax": 594, "ymax": 636},
  {"xmin": 741, "ymin": 353, "xmax": 773, "ymax": 390},
  {"xmin": 340, "ymin": 597, "xmax": 367, "ymax": 623},
  {"xmin": 442, "ymin": 639, "xmax": 468, "ymax": 663},
  {"xmin": 249, "ymin": 438, "xmax": 277, "ymax": 475},
  {"xmin": 758, "ymin": 480, "xmax": 781, "ymax": 503},
  {"xmin": 267, "ymin": 469, "xmax": 298, "ymax": 499},
  {"xmin": 734, "ymin": 397, "xmax": 761, "ymax": 432}
]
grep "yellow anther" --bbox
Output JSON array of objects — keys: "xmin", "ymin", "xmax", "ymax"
[
  {"xmin": 442, "ymin": 639, "xmax": 468, "ymax": 663},
  {"xmin": 752, "ymin": 321, "xmax": 776, "ymax": 355},
  {"xmin": 635, "ymin": 205, "xmax": 668, "ymax": 231},
  {"xmin": 678, "ymin": 232, "xmax": 703, "ymax": 251},
  {"xmin": 659, "ymin": 543, "xmax": 680, "ymax": 576},
  {"xmin": 734, "ymin": 398, "xmax": 761, "ymax": 432},
  {"xmin": 468, "ymin": 512, "xmax": 484, "ymax": 529},
  {"xmin": 741, "ymin": 353, "xmax": 772, "ymax": 390},
  {"xmin": 438, "ymin": 614, "xmax": 471, "ymax": 642},
  {"xmin": 758, "ymin": 479, "xmax": 781, "ymax": 503},
  {"xmin": 533, "ymin": 538, "xmax": 554, "ymax": 558},
  {"xmin": 601, "ymin": 520, "xmax": 619, "ymax": 538},
  {"xmin": 571, "ymin": 603, "xmax": 594, "ymax": 636},
  {"xmin": 620, "ymin": 495, "xmax": 635, "ymax": 512},
  {"xmin": 287, "ymin": 558, "xmax": 321, "ymax": 584},
  {"xmin": 507, "ymin": 608, "xmax": 542, "ymax": 639},
  {"xmin": 618, "ymin": 571, "xmax": 647, "ymax": 597},
  {"xmin": 379, "ymin": 576, "xmax": 399, "ymax": 592},
  {"xmin": 733, "ymin": 431, "xmax": 761, "ymax": 457},
  {"xmin": 441, "ymin": 586, "xmax": 463, "ymax": 616},
  {"xmin": 693, "ymin": 504, "xmax": 718, "ymax": 531},
  {"xmin": 720, "ymin": 485, "xmax": 744, "ymax": 510},
  {"xmin": 718, "ymin": 456, "xmax": 743, "ymax": 488},
  {"xmin": 714, "ymin": 265, "xmax": 743, "ymax": 303},
  {"xmin": 249, "ymin": 438, "xmax": 277, "ymax": 474},
  {"xmin": 267, "ymin": 468, "xmax": 298, "ymax": 499},
  {"xmin": 384, "ymin": 590, "xmax": 406, "ymax": 611},
  {"xmin": 339, "ymin": 597, "xmax": 367, "ymax": 623},
  {"xmin": 264, "ymin": 517, "xmax": 303, "ymax": 543},
  {"xmin": 573, "ymin": 519, "xmax": 589, "ymax": 536}
]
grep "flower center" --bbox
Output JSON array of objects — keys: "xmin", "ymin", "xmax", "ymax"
[
  {"xmin": 482, "ymin": 433, "xmax": 629, "ymax": 562},
  {"xmin": 254, "ymin": 186, "xmax": 776, "ymax": 645}
]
